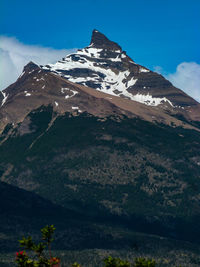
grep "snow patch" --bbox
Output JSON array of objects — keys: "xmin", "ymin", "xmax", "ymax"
[
  {"xmin": 72, "ymin": 106, "xmax": 82, "ymax": 113},
  {"xmin": 19, "ymin": 71, "xmax": 25, "ymax": 78},
  {"xmin": 61, "ymin": 88, "xmax": 78, "ymax": 99},
  {"xmin": 132, "ymin": 93, "xmax": 173, "ymax": 107},
  {"xmin": 109, "ymin": 55, "xmax": 121, "ymax": 62},
  {"xmin": 140, "ymin": 67, "xmax": 150, "ymax": 73},
  {"xmin": 28, "ymin": 70, "xmax": 34, "ymax": 74},
  {"xmin": 127, "ymin": 78, "xmax": 137, "ymax": 87},
  {"xmin": 36, "ymin": 77, "xmax": 45, "ymax": 82},
  {"xmin": 1, "ymin": 91, "xmax": 8, "ymax": 106},
  {"xmin": 77, "ymin": 47, "xmax": 103, "ymax": 59},
  {"xmin": 88, "ymin": 43, "xmax": 94, "ymax": 47}
]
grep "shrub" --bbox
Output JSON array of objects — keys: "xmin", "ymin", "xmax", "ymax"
[
  {"xmin": 134, "ymin": 257, "xmax": 156, "ymax": 267},
  {"xmin": 103, "ymin": 256, "xmax": 157, "ymax": 267},
  {"xmin": 104, "ymin": 256, "xmax": 131, "ymax": 267},
  {"xmin": 15, "ymin": 225, "xmax": 157, "ymax": 267},
  {"xmin": 15, "ymin": 225, "xmax": 60, "ymax": 267}
]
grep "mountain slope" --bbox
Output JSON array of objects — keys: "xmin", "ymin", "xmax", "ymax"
[
  {"xmin": 1, "ymin": 108, "xmax": 200, "ymax": 266},
  {"xmin": 0, "ymin": 61, "xmax": 200, "ymax": 136},
  {"xmin": 1, "ymin": 106, "xmax": 200, "ymax": 241}
]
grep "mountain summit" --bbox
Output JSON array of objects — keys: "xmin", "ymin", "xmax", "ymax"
[{"xmin": 90, "ymin": 29, "xmax": 122, "ymax": 50}]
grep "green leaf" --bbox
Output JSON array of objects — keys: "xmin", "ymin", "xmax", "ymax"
[
  {"xmin": 41, "ymin": 225, "xmax": 56, "ymax": 243},
  {"xmin": 19, "ymin": 236, "xmax": 34, "ymax": 250}
]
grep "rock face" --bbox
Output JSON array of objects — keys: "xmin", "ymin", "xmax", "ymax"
[{"xmin": 90, "ymin": 29, "xmax": 122, "ymax": 50}]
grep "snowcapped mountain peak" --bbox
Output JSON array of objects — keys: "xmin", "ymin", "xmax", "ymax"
[
  {"xmin": 40, "ymin": 30, "xmax": 200, "ymax": 113},
  {"xmin": 1, "ymin": 30, "xmax": 200, "ymax": 134},
  {"xmin": 42, "ymin": 31, "xmax": 152, "ymax": 104}
]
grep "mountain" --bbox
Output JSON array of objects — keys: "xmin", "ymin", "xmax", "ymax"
[
  {"xmin": 1, "ymin": 30, "xmax": 200, "ymax": 266},
  {"xmin": 1, "ymin": 30, "xmax": 200, "ymax": 134}
]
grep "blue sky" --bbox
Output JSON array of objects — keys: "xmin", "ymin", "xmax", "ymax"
[{"xmin": 0, "ymin": 0, "xmax": 200, "ymax": 100}]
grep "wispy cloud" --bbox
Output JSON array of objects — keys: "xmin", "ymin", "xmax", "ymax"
[
  {"xmin": 166, "ymin": 62, "xmax": 200, "ymax": 102},
  {"xmin": 0, "ymin": 36, "xmax": 75, "ymax": 90},
  {"xmin": 153, "ymin": 66, "xmax": 164, "ymax": 75},
  {"xmin": 154, "ymin": 62, "xmax": 200, "ymax": 103}
]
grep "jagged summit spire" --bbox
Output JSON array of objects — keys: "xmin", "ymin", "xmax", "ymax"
[
  {"xmin": 90, "ymin": 29, "xmax": 122, "ymax": 51},
  {"xmin": 23, "ymin": 61, "xmax": 40, "ymax": 73}
]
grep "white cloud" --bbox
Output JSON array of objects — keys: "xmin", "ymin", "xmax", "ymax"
[
  {"xmin": 166, "ymin": 62, "xmax": 200, "ymax": 102},
  {"xmin": 0, "ymin": 36, "xmax": 76, "ymax": 90}
]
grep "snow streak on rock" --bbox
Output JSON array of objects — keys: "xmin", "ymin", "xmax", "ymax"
[{"xmin": 1, "ymin": 91, "xmax": 8, "ymax": 106}]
